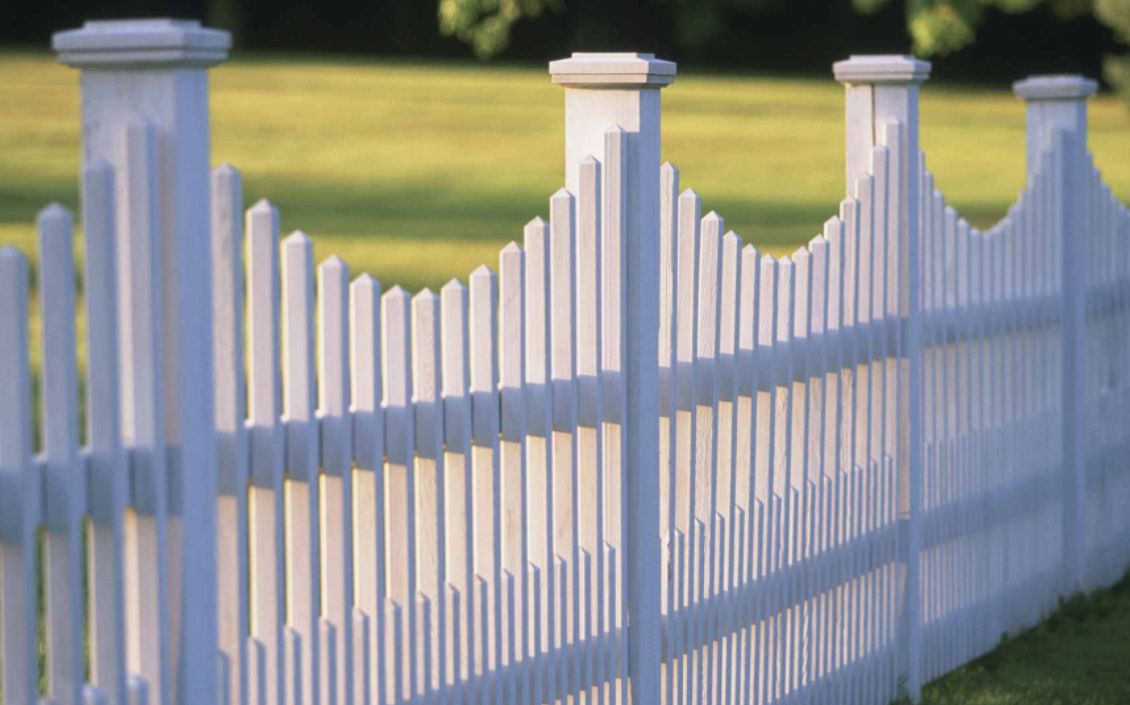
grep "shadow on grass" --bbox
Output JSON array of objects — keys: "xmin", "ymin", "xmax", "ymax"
[{"xmin": 893, "ymin": 570, "xmax": 1130, "ymax": 705}]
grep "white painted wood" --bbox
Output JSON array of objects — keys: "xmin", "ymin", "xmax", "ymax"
[
  {"xmin": 212, "ymin": 163, "xmax": 249, "ymax": 705},
  {"xmin": 577, "ymin": 158, "xmax": 606, "ymax": 633},
  {"xmin": 321, "ymin": 256, "xmax": 355, "ymax": 705},
  {"xmin": 695, "ymin": 211, "xmax": 724, "ymax": 704},
  {"xmin": 0, "ymin": 245, "xmax": 38, "ymax": 705},
  {"xmin": 281, "ymin": 229, "xmax": 320, "ymax": 705},
  {"xmin": 575, "ymin": 163, "xmax": 605, "ymax": 702},
  {"xmin": 549, "ymin": 186, "xmax": 579, "ymax": 701},
  {"xmin": 675, "ymin": 188, "xmax": 701, "ymax": 617},
  {"xmin": 54, "ymin": 22, "xmax": 230, "ymax": 701},
  {"xmin": 522, "ymin": 215, "xmax": 556, "ymax": 701},
  {"xmin": 412, "ymin": 287, "xmax": 444, "ymax": 697},
  {"xmin": 499, "ymin": 240, "xmax": 529, "ymax": 698},
  {"xmin": 350, "ymin": 272, "xmax": 384, "ymax": 705},
  {"xmin": 121, "ymin": 120, "xmax": 172, "ymax": 705},
  {"xmin": 441, "ymin": 276, "xmax": 474, "ymax": 689},
  {"xmin": 38, "ymin": 203, "xmax": 85, "ymax": 705},
  {"xmin": 837, "ymin": 55, "xmax": 927, "ymax": 699},
  {"xmin": 381, "ymin": 285, "xmax": 415, "ymax": 697},
  {"xmin": 247, "ymin": 201, "xmax": 286, "ymax": 705},
  {"xmin": 470, "ymin": 263, "xmax": 502, "ymax": 693},
  {"xmin": 552, "ymin": 54, "xmax": 670, "ymax": 704},
  {"xmin": 1013, "ymin": 77, "xmax": 1096, "ymax": 595},
  {"xmin": 83, "ymin": 158, "xmax": 130, "ymax": 705}
]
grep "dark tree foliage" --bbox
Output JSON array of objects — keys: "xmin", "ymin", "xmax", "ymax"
[{"xmin": 1, "ymin": 0, "xmax": 1123, "ymax": 96}]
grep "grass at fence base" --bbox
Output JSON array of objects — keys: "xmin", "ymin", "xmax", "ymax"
[{"xmin": 914, "ymin": 570, "xmax": 1130, "ymax": 705}]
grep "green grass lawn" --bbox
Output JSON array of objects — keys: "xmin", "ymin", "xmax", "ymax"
[
  {"xmin": 918, "ymin": 572, "xmax": 1130, "ymax": 705},
  {"xmin": 4, "ymin": 50, "xmax": 1130, "ymax": 295}
]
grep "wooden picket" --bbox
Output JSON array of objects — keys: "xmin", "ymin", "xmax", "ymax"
[{"xmin": 3, "ymin": 28, "xmax": 1130, "ymax": 705}]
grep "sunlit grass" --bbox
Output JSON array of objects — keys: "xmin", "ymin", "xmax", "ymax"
[{"xmin": 4, "ymin": 50, "xmax": 1130, "ymax": 293}]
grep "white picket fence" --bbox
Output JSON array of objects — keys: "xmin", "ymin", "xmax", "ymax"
[{"xmin": 0, "ymin": 19, "xmax": 1128, "ymax": 705}]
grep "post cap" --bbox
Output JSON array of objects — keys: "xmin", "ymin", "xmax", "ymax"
[
  {"xmin": 53, "ymin": 19, "xmax": 231, "ymax": 69},
  {"xmin": 549, "ymin": 52, "xmax": 676, "ymax": 89},
  {"xmin": 1013, "ymin": 75, "xmax": 1098, "ymax": 101},
  {"xmin": 833, "ymin": 55, "xmax": 931, "ymax": 84}
]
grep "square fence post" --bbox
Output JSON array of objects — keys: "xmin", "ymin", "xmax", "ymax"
[
  {"xmin": 549, "ymin": 52, "xmax": 675, "ymax": 704},
  {"xmin": 834, "ymin": 54, "xmax": 930, "ymax": 703},
  {"xmin": 1013, "ymin": 75, "xmax": 1097, "ymax": 595},
  {"xmin": 53, "ymin": 19, "xmax": 230, "ymax": 705}
]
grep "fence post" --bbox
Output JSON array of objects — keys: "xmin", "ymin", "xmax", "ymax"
[
  {"xmin": 1013, "ymin": 75, "xmax": 1097, "ymax": 595},
  {"xmin": 834, "ymin": 54, "xmax": 930, "ymax": 703},
  {"xmin": 548, "ymin": 53, "xmax": 675, "ymax": 703},
  {"xmin": 53, "ymin": 20, "xmax": 230, "ymax": 704}
]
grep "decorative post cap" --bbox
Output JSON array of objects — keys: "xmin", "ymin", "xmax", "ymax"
[
  {"xmin": 53, "ymin": 19, "xmax": 231, "ymax": 68},
  {"xmin": 549, "ymin": 52, "xmax": 676, "ymax": 89},
  {"xmin": 833, "ymin": 55, "xmax": 931, "ymax": 84},
  {"xmin": 1013, "ymin": 75, "xmax": 1098, "ymax": 101}
]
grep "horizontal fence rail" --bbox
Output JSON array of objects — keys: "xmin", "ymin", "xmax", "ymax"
[{"xmin": 0, "ymin": 22, "xmax": 1128, "ymax": 705}]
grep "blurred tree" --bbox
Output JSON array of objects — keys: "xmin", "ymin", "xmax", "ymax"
[
  {"xmin": 859, "ymin": 0, "xmax": 1130, "ymax": 105},
  {"xmin": 439, "ymin": 0, "xmax": 1130, "ymax": 105},
  {"xmin": 1095, "ymin": 0, "xmax": 1130, "ymax": 103},
  {"xmin": 438, "ymin": 0, "xmax": 562, "ymax": 58},
  {"xmin": 437, "ymin": 0, "xmax": 782, "ymax": 58}
]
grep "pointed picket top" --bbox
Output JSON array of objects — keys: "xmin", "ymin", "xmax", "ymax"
[
  {"xmin": 526, "ymin": 216, "xmax": 548, "ymax": 230},
  {"xmin": 723, "ymin": 230, "xmax": 741, "ymax": 248},
  {"xmin": 605, "ymin": 124, "xmax": 626, "ymax": 136},
  {"xmin": 681, "ymin": 188, "xmax": 700, "ymax": 202},
  {"xmin": 248, "ymin": 201, "xmax": 279, "ymax": 243},
  {"xmin": 413, "ymin": 286, "xmax": 438, "ymax": 303},
  {"xmin": 794, "ymin": 245, "xmax": 808, "ymax": 260},
  {"xmin": 214, "ymin": 162, "xmax": 239, "ymax": 178},
  {"xmin": 320, "ymin": 254, "xmax": 347, "ymax": 273},
  {"xmin": 471, "ymin": 264, "xmax": 495, "ymax": 280},
  {"xmin": 809, "ymin": 233, "xmax": 828, "ymax": 249},
  {"xmin": 441, "ymin": 277, "xmax": 466, "ymax": 296},
  {"xmin": 580, "ymin": 155, "xmax": 599, "ymax": 167},
  {"xmin": 501, "ymin": 241, "xmax": 522, "ymax": 255},
  {"xmin": 742, "ymin": 243, "xmax": 759, "ymax": 257},
  {"xmin": 352, "ymin": 272, "xmax": 380, "ymax": 291},
  {"xmin": 551, "ymin": 187, "xmax": 573, "ymax": 204},
  {"xmin": 702, "ymin": 211, "xmax": 724, "ymax": 226},
  {"xmin": 0, "ymin": 243, "xmax": 26, "ymax": 264},
  {"xmin": 825, "ymin": 215, "xmax": 843, "ymax": 230},
  {"xmin": 37, "ymin": 202, "xmax": 72, "ymax": 225},
  {"xmin": 385, "ymin": 284, "xmax": 411, "ymax": 302},
  {"xmin": 282, "ymin": 229, "xmax": 308, "ymax": 246},
  {"xmin": 249, "ymin": 198, "xmax": 275, "ymax": 216}
]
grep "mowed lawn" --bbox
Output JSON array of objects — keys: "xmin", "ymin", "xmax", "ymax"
[{"xmin": 5, "ymin": 51, "xmax": 1130, "ymax": 293}]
